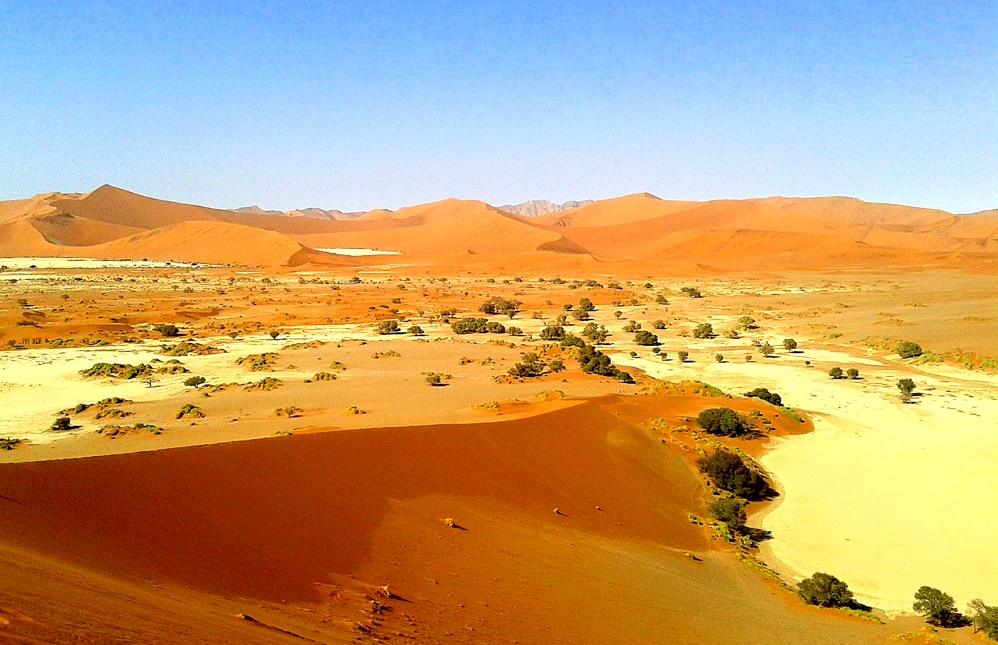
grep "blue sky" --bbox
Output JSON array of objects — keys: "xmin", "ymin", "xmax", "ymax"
[{"xmin": 1, "ymin": 1, "xmax": 995, "ymax": 212}]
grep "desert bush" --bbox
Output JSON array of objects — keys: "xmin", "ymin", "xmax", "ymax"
[
  {"xmin": 376, "ymin": 319, "xmax": 400, "ymax": 335},
  {"xmin": 269, "ymin": 329, "xmax": 281, "ymax": 340},
  {"xmin": 509, "ymin": 352, "xmax": 547, "ymax": 378},
  {"xmin": 913, "ymin": 586, "xmax": 959, "ymax": 626},
  {"xmin": 581, "ymin": 323, "xmax": 608, "ymax": 344},
  {"xmin": 797, "ymin": 572, "xmax": 854, "ymax": 607},
  {"xmin": 80, "ymin": 362, "xmax": 153, "ymax": 380},
  {"xmin": 184, "ymin": 375, "xmax": 206, "ymax": 389},
  {"xmin": 828, "ymin": 367, "xmax": 844, "ymax": 379},
  {"xmin": 407, "ymin": 325, "xmax": 425, "ymax": 336},
  {"xmin": 744, "ymin": 387, "xmax": 783, "ymax": 406},
  {"xmin": 760, "ymin": 341, "xmax": 775, "ymax": 357},
  {"xmin": 507, "ymin": 326, "xmax": 523, "ymax": 336},
  {"xmin": 783, "ymin": 338, "xmax": 798, "ymax": 351},
  {"xmin": 693, "ymin": 322, "xmax": 714, "ymax": 339},
  {"xmin": 897, "ymin": 341, "xmax": 924, "ymax": 359},
  {"xmin": 485, "ymin": 320, "xmax": 506, "ymax": 334},
  {"xmin": 696, "ymin": 450, "xmax": 768, "ymax": 499},
  {"xmin": 154, "ymin": 323, "xmax": 180, "ymax": 337},
  {"xmin": 897, "ymin": 378, "xmax": 916, "ymax": 395},
  {"xmin": 578, "ymin": 297, "xmax": 595, "ymax": 312},
  {"xmin": 708, "ymin": 497, "xmax": 746, "ymax": 532},
  {"xmin": 1, "ymin": 437, "xmax": 24, "ymax": 450},
  {"xmin": 677, "ymin": 350, "xmax": 689, "ymax": 363},
  {"xmin": 655, "ymin": 294, "xmax": 670, "ymax": 305},
  {"xmin": 575, "ymin": 343, "xmax": 633, "ymax": 383},
  {"xmin": 622, "ymin": 320, "xmax": 641, "ymax": 332},
  {"xmin": 846, "ymin": 368, "xmax": 860, "ymax": 379},
  {"xmin": 738, "ymin": 316, "xmax": 757, "ymax": 330},
  {"xmin": 634, "ymin": 330, "xmax": 659, "ymax": 346},
  {"xmin": 681, "ymin": 286, "xmax": 703, "ymax": 298},
  {"xmin": 539, "ymin": 325, "xmax": 566, "ymax": 341},
  {"xmin": 176, "ymin": 403, "xmax": 205, "ymax": 419},
  {"xmin": 236, "ymin": 353, "xmax": 278, "ymax": 371},
  {"xmin": 715, "ymin": 353, "xmax": 724, "ymax": 363},
  {"xmin": 274, "ymin": 406, "xmax": 303, "ymax": 418},
  {"xmin": 51, "ymin": 417, "xmax": 72, "ymax": 431},
  {"xmin": 697, "ymin": 407, "xmax": 750, "ymax": 437},
  {"xmin": 571, "ymin": 308, "xmax": 590, "ymax": 321}
]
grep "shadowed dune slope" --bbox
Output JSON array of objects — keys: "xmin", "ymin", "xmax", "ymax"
[{"xmin": 0, "ymin": 396, "xmax": 918, "ymax": 644}]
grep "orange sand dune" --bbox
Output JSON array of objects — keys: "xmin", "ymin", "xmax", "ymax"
[
  {"xmin": 0, "ymin": 396, "xmax": 923, "ymax": 643},
  {"xmin": 297, "ymin": 197, "xmax": 585, "ymax": 257}
]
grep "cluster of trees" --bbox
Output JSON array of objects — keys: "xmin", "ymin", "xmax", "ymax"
[
  {"xmin": 697, "ymin": 407, "xmax": 750, "ymax": 437},
  {"xmin": 581, "ymin": 322, "xmax": 609, "ymax": 344},
  {"xmin": 696, "ymin": 450, "xmax": 769, "ymax": 500},
  {"xmin": 828, "ymin": 367, "xmax": 861, "ymax": 380},
  {"xmin": 451, "ymin": 318, "xmax": 507, "ymax": 334},
  {"xmin": 560, "ymin": 336, "xmax": 633, "ymax": 383},
  {"xmin": 479, "ymin": 297, "xmax": 520, "ymax": 318},
  {"xmin": 508, "ymin": 352, "xmax": 563, "ymax": 378},
  {"xmin": 795, "ymin": 577, "xmax": 997, "ymax": 640},
  {"xmin": 744, "ymin": 387, "xmax": 783, "ymax": 406}
]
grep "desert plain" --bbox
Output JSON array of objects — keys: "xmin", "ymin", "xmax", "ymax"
[{"xmin": 1, "ymin": 186, "xmax": 996, "ymax": 644}]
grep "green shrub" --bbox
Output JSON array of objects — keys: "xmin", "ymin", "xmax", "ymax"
[
  {"xmin": 797, "ymin": 572, "xmax": 854, "ymax": 607},
  {"xmin": 479, "ymin": 297, "xmax": 520, "ymax": 317},
  {"xmin": 539, "ymin": 325, "xmax": 566, "ymax": 341},
  {"xmin": 846, "ymin": 368, "xmax": 860, "ymax": 379},
  {"xmin": 153, "ymin": 323, "xmax": 180, "ymax": 337},
  {"xmin": 744, "ymin": 387, "xmax": 782, "ymax": 406},
  {"xmin": 708, "ymin": 498, "xmax": 746, "ymax": 532},
  {"xmin": 697, "ymin": 450, "xmax": 768, "ymax": 499},
  {"xmin": 697, "ymin": 408, "xmax": 749, "ymax": 437},
  {"xmin": 693, "ymin": 323, "xmax": 714, "ymax": 339},
  {"xmin": 783, "ymin": 338, "xmax": 798, "ymax": 351},
  {"xmin": 376, "ymin": 319, "xmax": 400, "ymax": 334},
  {"xmin": 897, "ymin": 341, "xmax": 923, "ymax": 359},
  {"xmin": 634, "ymin": 330, "xmax": 659, "ymax": 346},
  {"xmin": 829, "ymin": 367, "xmax": 844, "ymax": 379},
  {"xmin": 407, "ymin": 325, "xmax": 425, "ymax": 336}
]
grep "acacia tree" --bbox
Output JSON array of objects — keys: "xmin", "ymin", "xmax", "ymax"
[
  {"xmin": 797, "ymin": 573, "xmax": 854, "ymax": 607},
  {"xmin": 913, "ymin": 586, "xmax": 959, "ymax": 626}
]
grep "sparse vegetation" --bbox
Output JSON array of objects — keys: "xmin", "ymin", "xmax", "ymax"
[
  {"xmin": 539, "ymin": 325, "xmax": 566, "ymax": 341},
  {"xmin": 153, "ymin": 323, "xmax": 180, "ymax": 337},
  {"xmin": 1, "ymin": 437, "xmax": 24, "ymax": 450},
  {"xmin": 80, "ymin": 362, "xmax": 154, "ymax": 380},
  {"xmin": 176, "ymin": 403, "xmax": 205, "ymax": 419},
  {"xmin": 967, "ymin": 599, "xmax": 998, "ymax": 639},
  {"xmin": 677, "ymin": 350, "xmax": 689, "ymax": 363},
  {"xmin": 829, "ymin": 367, "xmax": 844, "ymax": 379},
  {"xmin": 407, "ymin": 325, "xmax": 425, "ymax": 336},
  {"xmin": 846, "ymin": 368, "xmax": 860, "ymax": 379},
  {"xmin": 236, "ymin": 352, "xmax": 278, "ymax": 371},
  {"xmin": 479, "ymin": 296, "xmax": 521, "ymax": 318},
  {"xmin": 680, "ymin": 286, "xmax": 703, "ymax": 298},
  {"xmin": 783, "ymin": 338, "xmax": 798, "ymax": 351}
]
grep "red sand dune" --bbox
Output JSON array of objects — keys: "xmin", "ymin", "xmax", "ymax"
[
  {"xmin": 0, "ymin": 184, "xmax": 994, "ymax": 271},
  {"xmin": 0, "ymin": 396, "xmax": 915, "ymax": 643}
]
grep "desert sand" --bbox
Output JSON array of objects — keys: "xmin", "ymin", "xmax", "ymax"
[{"xmin": 1, "ymin": 185, "xmax": 996, "ymax": 643}]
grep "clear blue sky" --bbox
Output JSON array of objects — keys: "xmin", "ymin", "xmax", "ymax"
[{"xmin": 1, "ymin": 1, "xmax": 995, "ymax": 213}]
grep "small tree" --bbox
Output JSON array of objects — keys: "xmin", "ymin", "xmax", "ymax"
[
  {"xmin": 797, "ymin": 572, "xmax": 854, "ymax": 607},
  {"xmin": 913, "ymin": 586, "xmax": 958, "ymax": 626},
  {"xmin": 634, "ymin": 330, "xmax": 659, "ymax": 346},
  {"xmin": 846, "ymin": 368, "xmax": 860, "ymax": 379},
  {"xmin": 783, "ymin": 338, "xmax": 798, "ymax": 351},
  {"xmin": 184, "ymin": 375, "xmax": 206, "ymax": 389},
  {"xmin": 578, "ymin": 297, "xmax": 596, "ymax": 312},
  {"xmin": 967, "ymin": 599, "xmax": 998, "ymax": 639},
  {"xmin": 269, "ymin": 329, "xmax": 281, "ymax": 340},
  {"xmin": 744, "ymin": 387, "xmax": 782, "ymax": 406},
  {"xmin": 897, "ymin": 378, "xmax": 916, "ymax": 395},
  {"xmin": 155, "ymin": 323, "xmax": 180, "ymax": 338},
  {"xmin": 829, "ymin": 367, "xmax": 844, "ymax": 379},
  {"xmin": 677, "ymin": 350, "xmax": 689, "ymax": 363},
  {"xmin": 715, "ymin": 353, "xmax": 724, "ymax": 363},
  {"xmin": 697, "ymin": 450, "xmax": 768, "ymax": 499},
  {"xmin": 51, "ymin": 416, "xmax": 72, "ymax": 431},
  {"xmin": 407, "ymin": 325, "xmax": 425, "ymax": 336}
]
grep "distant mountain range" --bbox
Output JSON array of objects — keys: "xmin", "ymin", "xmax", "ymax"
[{"xmin": 497, "ymin": 200, "xmax": 594, "ymax": 217}]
